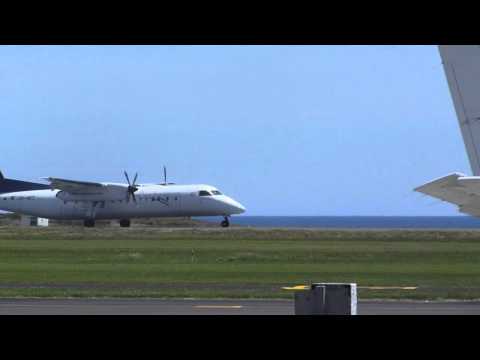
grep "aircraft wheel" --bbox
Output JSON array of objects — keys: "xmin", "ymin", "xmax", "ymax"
[
  {"xmin": 221, "ymin": 217, "xmax": 230, "ymax": 228},
  {"xmin": 84, "ymin": 219, "xmax": 95, "ymax": 228},
  {"xmin": 120, "ymin": 219, "xmax": 131, "ymax": 228}
]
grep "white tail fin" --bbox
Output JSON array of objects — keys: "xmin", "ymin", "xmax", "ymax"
[{"xmin": 439, "ymin": 45, "xmax": 480, "ymax": 175}]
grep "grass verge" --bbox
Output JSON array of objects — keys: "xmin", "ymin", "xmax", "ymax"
[{"xmin": 0, "ymin": 226, "xmax": 479, "ymax": 300}]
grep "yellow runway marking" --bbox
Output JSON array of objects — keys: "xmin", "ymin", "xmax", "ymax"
[
  {"xmin": 359, "ymin": 287, "xmax": 418, "ymax": 290},
  {"xmin": 282, "ymin": 286, "xmax": 309, "ymax": 291},
  {"xmin": 194, "ymin": 305, "xmax": 243, "ymax": 309},
  {"xmin": 282, "ymin": 285, "xmax": 418, "ymax": 291}
]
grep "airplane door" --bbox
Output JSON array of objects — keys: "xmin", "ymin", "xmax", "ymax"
[
  {"xmin": 69, "ymin": 200, "xmax": 104, "ymax": 219},
  {"xmin": 172, "ymin": 194, "xmax": 181, "ymax": 214}
]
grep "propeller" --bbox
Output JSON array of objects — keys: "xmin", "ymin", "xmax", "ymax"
[
  {"xmin": 124, "ymin": 171, "xmax": 139, "ymax": 203},
  {"xmin": 161, "ymin": 165, "xmax": 176, "ymax": 185},
  {"xmin": 159, "ymin": 165, "xmax": 175, "ymax": 185}
]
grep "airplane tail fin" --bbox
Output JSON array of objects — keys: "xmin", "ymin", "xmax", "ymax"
[
  {"xmin": 439, "ymin": 45, "xmax": 480, "ymax": 176},
  {"xmin": 0, "ymin": 170, "xmax": 50, "ymax": 194}
]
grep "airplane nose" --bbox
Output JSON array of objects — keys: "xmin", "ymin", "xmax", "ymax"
[
  {"xmin": 235, "ymin": 201, "xmax": 246, "ymax": 214},
  {"xmin": 223, "ymin": 197, "xmax": 246, "ymax": 214}
]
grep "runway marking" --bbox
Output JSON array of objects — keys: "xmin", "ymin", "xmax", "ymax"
[
  {"xmin": 282, "ymin": 285, "xmax": 418, "ymax": 291},
  {"xmin": 282, "ymin": 285, "xmax": 309, "ymax": 291},
  {"xmin": 194, "ymin": 305, "xmax": 243, "ymax": 309},
  {"xmin": 359, "ymin": 286, "xmax": 418, "ymax": 290}
]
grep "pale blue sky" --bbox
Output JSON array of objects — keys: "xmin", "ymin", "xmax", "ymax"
[{"xmin": 0, "ymin": 45, "xmax": 469, "ymax": 216}]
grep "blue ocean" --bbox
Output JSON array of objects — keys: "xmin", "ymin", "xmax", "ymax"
[{"xmin": 200, "ymin": 216, "xmax": 480, "ymax": 229}]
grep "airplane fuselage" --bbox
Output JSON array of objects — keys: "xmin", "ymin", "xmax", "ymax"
[{"xmin": 0, "ymin": 184, "xmax": 246, "ymax": 221}]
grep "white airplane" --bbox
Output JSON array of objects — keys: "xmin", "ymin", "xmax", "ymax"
[
  {"xmin": 0, "ymin": 168, "xmax": 246, "ymax": 227},
  {"xmin": 415, "ymin": 45, "xmax": 480, "ymax": 217}
]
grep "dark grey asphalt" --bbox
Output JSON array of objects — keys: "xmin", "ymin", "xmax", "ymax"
[{"xmin": 1, "ymin": 299, "xmax": 480, "ymax": 315}]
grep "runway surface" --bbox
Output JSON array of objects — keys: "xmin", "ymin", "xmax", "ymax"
[{"xmin": 1, "ymin": 299, "xmax": 480, "ymax": 315}]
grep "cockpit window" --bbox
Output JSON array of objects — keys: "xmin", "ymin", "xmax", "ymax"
[
  {"xmin": 199, "ymin": 190, "xmax": 212, "ymax": 196},
  {"xmin": 211, "ymin": 190, "xmax": 222, "ymax": 195}
]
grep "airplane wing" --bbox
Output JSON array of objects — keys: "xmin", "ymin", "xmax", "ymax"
[
  {"xmin": 42, "ymin": 177, "xmax": 127, "ymax": 199},
  {"xmin": 414, "ymin": 46, "xmax": 480, "ymax": 219},
  {"xmin": 44, "ymin": 178, "xmax": 103, "ymax": 192},
  {"xmin": 414, "ymin": 172, "xmax": 480, "ymax": 216}
]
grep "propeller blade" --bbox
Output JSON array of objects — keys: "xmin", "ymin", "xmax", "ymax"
[
  {"xmin": 124, "ymin": 171, "xmax": 131, "ymax": 186},
  {"xmin": 124, "ymin": 171, "xmax": 139, "ymax": 203}
]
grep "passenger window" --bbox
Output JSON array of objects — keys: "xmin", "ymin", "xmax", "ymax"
[{"xmin": 199, "ymin": 191, "xmax": 212, "ymax": 196}]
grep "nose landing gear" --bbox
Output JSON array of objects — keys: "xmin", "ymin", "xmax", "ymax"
[
  {"xmin": 221, "ymin": 216, "xmax": 230, "ymax": 228},
  {"xmin": 120, "ymin": 219, "xmax": 131, "ymax": 228},
  {"xmin": 83, "ymin": 219, "xmax": 95, "ymax": 228}
]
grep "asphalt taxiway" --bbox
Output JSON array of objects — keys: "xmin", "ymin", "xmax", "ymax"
[{"xmin": 1, "ymin": 299, "xmax": 480, "ymax": 315}]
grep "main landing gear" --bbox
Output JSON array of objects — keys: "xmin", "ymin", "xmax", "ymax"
[
  {"xmin": 83, "ymin": 219, "xmax": 95, "ymax": 228},
  {"xmin": 120, "ymin": 219, "xmax": 131, "ymax": 228},
  {"xmin": 221, "ymin": 216, "xmax": 230, "ymax": 228}
]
